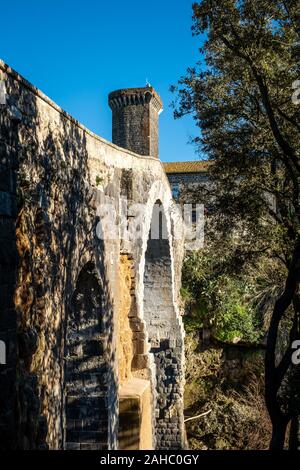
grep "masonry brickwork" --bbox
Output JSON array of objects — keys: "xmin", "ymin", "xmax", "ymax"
[
  {"xmin": 109, "ymin": 88, "xmax": 162, "ymax": 159},
  {"xmin": 0, "ymin": 60, "xmax": 185, "ymax": 450}
]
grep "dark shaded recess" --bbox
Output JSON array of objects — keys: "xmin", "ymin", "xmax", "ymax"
[{"xmin": 64, "ymin": 262, "xmax": 109, "ymax": 450}]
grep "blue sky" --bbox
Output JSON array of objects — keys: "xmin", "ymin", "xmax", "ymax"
[{"xmin": 1, "ymin": 0, "xmax": 204, "ymax": 162}]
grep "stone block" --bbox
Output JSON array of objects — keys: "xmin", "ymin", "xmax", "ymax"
[
  {"xmin": 131, "ymin": 354, "xmax": 149, "ymax": 370},
  {"xmin": 133, "ymin": 339, "xmax": 148, "ymax": 355},
  {"xmin": 80, "ymin": 443, "xmax": 103, "ymax": 450},
  {"xmin": 65, "ymin": 442, "xmax": 80, "ymax": 450},
  {"xmin": 66, "ymin": 430, "xmax": 94, "ymax": 442}
]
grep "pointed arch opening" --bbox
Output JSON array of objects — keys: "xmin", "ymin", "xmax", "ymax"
[
  {"xmin": 63, "ymin": 261, "xmax": 109, "ymax": 450},
  {"xmin": 143, "ymin": 200, "xmax": 184, "ymax": 449}
]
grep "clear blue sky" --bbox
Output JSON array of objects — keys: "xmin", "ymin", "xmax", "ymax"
[{"xmin": 0, "ymin": 0, "xmax": 204, "ymax": 162}]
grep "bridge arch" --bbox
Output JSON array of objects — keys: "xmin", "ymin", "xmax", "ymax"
[
  {"xmin": 63, "ymin": 260, "xmax": 111, "ymax": 450},
  {"xmin": 140, "ymin": 195, "xmax": 185, "ymax": 450}
]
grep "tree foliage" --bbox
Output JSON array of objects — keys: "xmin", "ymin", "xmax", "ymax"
[
  {"xmin": 173, "ymin": 0, "xmax": 300, "ymax": 449},
  {"xmin": 182, "ymin": 251, "xmax": 262, "ymax": 343}
]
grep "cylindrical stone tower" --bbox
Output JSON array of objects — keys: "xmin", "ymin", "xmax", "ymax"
[{"xmin": 108, "ymin": 87, "xmax": 163, "ymax": 159}]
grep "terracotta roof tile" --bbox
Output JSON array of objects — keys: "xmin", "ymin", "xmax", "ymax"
[{"xmin": 163, "ymin": 160, "xmax": 211, "ymax": 174}]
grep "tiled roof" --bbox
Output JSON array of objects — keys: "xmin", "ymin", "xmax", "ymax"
[{"xmin": 163, "ymin": 160, "xmax": 212, "ymax": 174}]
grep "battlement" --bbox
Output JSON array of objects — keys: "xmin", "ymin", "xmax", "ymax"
[{"xmin": 108, "ymin": 87, "xmax": 162, "ymax": 111}]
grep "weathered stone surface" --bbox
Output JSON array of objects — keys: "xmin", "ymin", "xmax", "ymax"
[
  {"xmin": 109, "ymin": 88, "xmax": 162, "ymax": 159},
  {"xmin": 118, "ymin": 254, "xmax": 135, "ymax": 384},
  {"xmin": 0, "ymin": 59, "xmax": 185, "ymax": 450}
]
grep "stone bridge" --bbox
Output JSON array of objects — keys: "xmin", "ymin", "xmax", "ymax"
[{"xmin": 0, "ymin": 61, "xmax": 186, "ymax": 450}]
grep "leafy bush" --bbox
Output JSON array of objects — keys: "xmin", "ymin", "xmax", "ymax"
[
  {"xmin": 213, "ymin": 278, "xmax": 260, "ymax": 343},
  {"xmin": 181, "ymin": 251, "xmax": 262, "ymax": 344}
]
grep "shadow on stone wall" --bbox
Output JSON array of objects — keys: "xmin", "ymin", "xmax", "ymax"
[
  {"xmin": 0, "ymin": 67, "xmax": 117, "ymax": 449},
  {"xmin": 64, "ymin": 260, "xmax": 113, "ymax": 450}
]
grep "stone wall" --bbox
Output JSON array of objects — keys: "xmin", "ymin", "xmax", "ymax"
[
  {"xmin": 0, "ymin": 65, "xmax": 19, "ymax": 449},
  {"xmin": 0, "ymin": 60, "xmax": 185, "ymax": 450}
]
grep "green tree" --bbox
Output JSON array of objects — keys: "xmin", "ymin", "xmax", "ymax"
[{"xmin": 173, "ymin": 0, "xmax": 300, "ymax": 449}]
